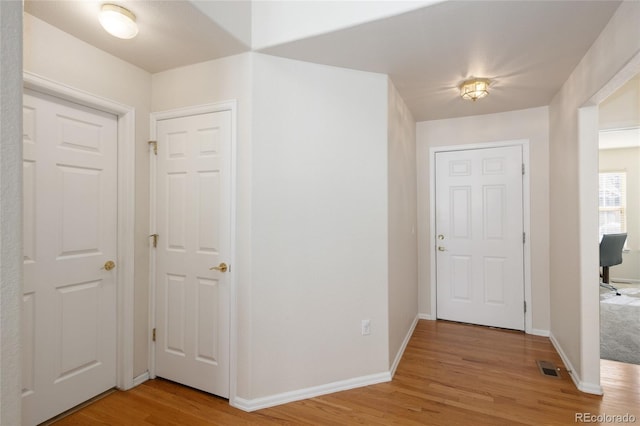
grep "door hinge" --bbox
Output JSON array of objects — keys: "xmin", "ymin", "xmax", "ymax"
[
  {"xmin": 150, "ymin": 233, "xmax": 158, "ymax": 248},
  {"xmin": 523, "ymin": 232, "xmax": 526, "ymax": 244},
  {"xmin": 148, "ymin": 140, "xmax": 157, "ymax": 155},
  {"xmin": 522, "ymin": 163, "xmax": 525, "ymax": 175},
  {"xmin": 524, "ymin": 301, "xmax": 527, "ymax": 313},
  {"xmin": 152, "ymin": 328, "xmax": 156, "ymax": 342}
]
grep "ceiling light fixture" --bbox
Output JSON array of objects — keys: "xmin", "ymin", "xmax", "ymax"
[
  {"xmin": 99, "ymin": 4, "xmax": 138, "ymax": 39},
  {"xmin": 459, "ymin": 78, "xmax": 491, "ymax": 101}
]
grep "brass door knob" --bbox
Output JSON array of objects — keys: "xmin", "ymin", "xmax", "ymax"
[
  {"xmin": 210, "ymin": 262, "xmax": 228, "ymax": 273},
  {"xmin": 438, "ymin": 246, "xmax": 446, "ymax": 252},
  {"xmin": 102, "ymin": 260, "xmax": 116, "ymax": 271}
]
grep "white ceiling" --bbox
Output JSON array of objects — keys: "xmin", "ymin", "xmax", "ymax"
[
  {"xmin": 25, "ymin": 0, "xmax": 622, "ymax": 121},
  {"xmin": 24, "ymin": 0, "xmax": 250, "ymax": 73}
]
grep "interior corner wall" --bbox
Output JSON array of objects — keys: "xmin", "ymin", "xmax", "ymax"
[
  {"xmin": 387, "ymin": 79, "xmax": 418, "ymax": 366},
  {"xmin": 23, "ymin": 13, "xmax": 152, "ymax": 377},
  {"xmin": 548, "ymin": 0, "xmax": 640, "ymax": 389},
  {"xmin": 0, "ymin": 1, "xmax": 24, "ymax": 424},
  {"xmin": 250, "ymin": 53, "xmax": 389, "ymax": 398},
  {"xmin": 251, "ymin": 1, "xmax": 437, "ymax": 50},
  {"xmin": 416, "ymin": 106, "xmax": 550, "ymax": 332},
  {"xmin": 150, "ymin": 53, "xmax": 253, "ymax": 398}
]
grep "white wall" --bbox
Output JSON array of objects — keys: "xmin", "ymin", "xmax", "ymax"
[
  {"xmin": 154, "ymin": 53, "xmax": 406, "ymax": 403},
  {"xmin": 151, "ymin": 53, "xmax": 254, "ymax": 397},
  {"xmin": 0, "ymin": 2, "xmax": 23, "ymax": 424},
  {"xmin": 23, "ymin": 14, "xmax": 152, "ymax": 377},
  {"xmin": 549, "ymin": 0, "xmax": 640, "ymax": 392},
  {"xmin": 387, "ymin": 80, "xmax": 418, "ymax": 367},
  {"xmin": 416, "ymin": 107, "xmax": 550, "ymax": 332},
  {"xmin": 250, "ymin": 53, "xmax": 390, "ymax": 398}
]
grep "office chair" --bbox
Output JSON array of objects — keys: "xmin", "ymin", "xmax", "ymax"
[{"xmin": 600, "ymin": 233, "xmax": 627, "ymax": 296}]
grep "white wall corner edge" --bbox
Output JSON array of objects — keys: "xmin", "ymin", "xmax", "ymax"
[
  {"xmin": 390, "ymin": 315, "xmax": 419, "ymax": 377},
  {"xmin": 231, "ymin": 371, "xmax": 392, "ymax": 412},
  {"xmin": 549, "ymin": 332, "xmax": 603, "ymax": 395},
  {"xmin": 418, "ymin": 313, "xmax": 435, "ymax": 320}
]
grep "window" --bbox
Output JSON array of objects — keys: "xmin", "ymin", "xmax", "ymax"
[{"xmin": 599, "ymin": 171, "xmax": 626, "ymax": 240}]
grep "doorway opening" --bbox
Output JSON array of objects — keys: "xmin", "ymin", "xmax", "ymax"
[{"xmin": 597, "ymin": 73, "xmax": 640, "ymax": 367}]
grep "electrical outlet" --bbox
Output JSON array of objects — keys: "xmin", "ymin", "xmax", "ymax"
[{"xmin": 361, "ymin": 319, "xmax": 371, "ymax": 336}]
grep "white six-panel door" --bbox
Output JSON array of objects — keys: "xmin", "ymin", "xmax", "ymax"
[
  {"xmin": 435, "ymin": 146, "xmax": 524, "ymax": 330},
  {"xmin": 22, "ymin": 90, "xmax": 118, "ymax": 425},
  {"xmin": 154, "ymin": 111, "xmax": 231, "ymax": 397}
]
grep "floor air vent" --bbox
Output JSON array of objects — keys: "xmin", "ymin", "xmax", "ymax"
[{"xmin": 536, "ymin": 360, "xmax": 561, "ymax": 378}]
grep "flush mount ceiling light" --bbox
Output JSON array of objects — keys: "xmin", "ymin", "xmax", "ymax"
[
  {"xmin": 99, "ymin": 4, "xmax": 138, "ymax": 39},
  {"xmin": 459, "ymin": 78, "xmax": 491, "ymax": 101}
]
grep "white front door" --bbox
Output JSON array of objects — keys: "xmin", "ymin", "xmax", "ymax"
[
  {"xmin": 154, "ymin": 111, "xmax": 231, "ymax": 397},
  {"xmin": 22, "ymin": 90, "xmax": 118, "ymax": 425},
  {"xmin": 435, "ymin": 146, "xmax": 524, "ymax": 330}
]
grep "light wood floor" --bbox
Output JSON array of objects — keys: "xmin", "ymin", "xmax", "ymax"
[{"xmin": 51, "ymin": 320, "xmax": 640, "ymax": 425}]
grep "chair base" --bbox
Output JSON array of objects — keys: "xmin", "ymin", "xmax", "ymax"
[
  {"xmin": 600, "ymin": 282, "xmax": 621, "ymax": 296},
  {"xmin": 600, "ymin": 266, "xmax": 621, "ymax": 295}
]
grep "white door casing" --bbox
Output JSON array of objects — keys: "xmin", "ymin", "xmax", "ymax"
[
  {"xmin": 435, "ymin": 145, "xmax": 525, "ymax": 330},
  {"xmin": 22, "ymin": 90, "xmax": 118, "ymax": 425},
  {"xmin": 153, "ymin": 110, "xmax": 232, "ymax": 397}
]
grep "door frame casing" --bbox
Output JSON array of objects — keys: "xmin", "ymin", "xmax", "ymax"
[
  {"xmin": 23, "ymin": 71, "xmax": 136, "ymax": 390},
  {"xmin": 148, "ymin": 101, "xmax": 238, "ymax": 405},
  {"xmin": 429, "ymin": 139, "xmax": 533, "ymax": 333}
]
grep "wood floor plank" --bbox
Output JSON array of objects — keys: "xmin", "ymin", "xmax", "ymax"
[{"xmin": 51, "ymin": 320, "xmax": 640, "ymax": 425}]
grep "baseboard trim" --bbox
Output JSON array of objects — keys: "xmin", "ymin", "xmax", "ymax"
[
  {"xmin": 132, "ymin": 371, "xmax": 150, "ymax": 388},
  {"xmin": 418, "ymin": 313, "xmax": 435, "ymax": 320},
  {"xmin": 611, "ymin": 278, "xmax": 640, "ymax": 284},
  {"xmin": 231, "ymin": 371, "xmax": 392, "ymax": 412},
  {"xmin": 529, "ymin": 328, "xmax": 550, "ymax": 337},
  {"xmin": 390, "ymin": 315, "xmax": 419, "ymax": 377},
  {"xmin": 549, "ymin": 332, "xmax": 603, "ymax": 395}
]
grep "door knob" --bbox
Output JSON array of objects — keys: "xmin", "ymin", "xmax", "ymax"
[
  {"xmin": 210, "ymin": 262, "xmax": 228, "ymax": 273},
  {"xmin": 102, "ymin": 260, "xmax": 116, "ymax": 271},
  {"xmin": 437, "ymin": 234, "xmax": 445, "ymax": 240},
  {"xmin": 438, "ymin": 246, "xmax": 446, "ymax": 252}
]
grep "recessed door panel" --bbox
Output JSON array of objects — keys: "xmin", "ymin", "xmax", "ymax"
[
  {"xmin": 57, "ymin": 281, "xmax": 101, "ymax": 378},
  {"xmin": 196, "ymin": 278, "xmax": 219, "ymax": 364},
  {"xmin": 197, "ymin": 171, "xmax": 220, "ymax": 254},
  {"xmin": 22, "ymin": 293, "xmax": 36, "ymax": 397},
  {"xmin": 167, "ymin": 131, "xmax": 187, "ymax": 159},
  {"xmin": 451, "ymin": 255, "xmax": 472, "ymax": 301},
  {"xmin": 23, "ymin": 161, "xmax": 36, "ymax": 264},
  {"xmin": 58, "ymin": 165, "xmax": 101, "ymax": 257},
  {"xmin": 57, "ymin": 114, "xmax": 102, "ymax": 154},
  {"xmin": 483, "ymin": 185, "xmax": 506, "ymax": 240},
  {"xmin": 167, "ymin": 173, "xmax": 187, "ymax": 252},
  {"xmin": 198, "ymin": 127, "xmax": 220, "ymax": 156},
  {"xmin": 451, "ymin": 187, "xmax": 471, "ymax": 239},
  {"xmin": 484, "ymin": 257, "xmax": 506, "ymax": 305},
  {"xmin": 165, "ymin": 274, "xmax": 186, "ymax": 355}
]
